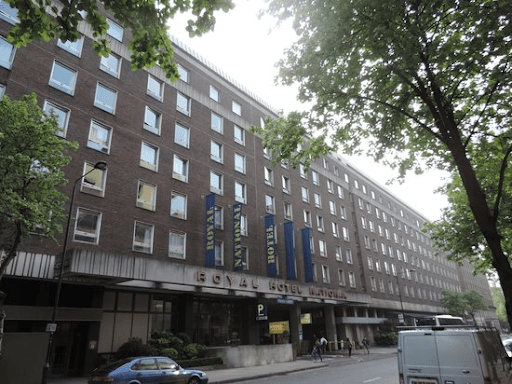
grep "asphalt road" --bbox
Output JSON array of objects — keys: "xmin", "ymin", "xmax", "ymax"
[{"xmin": 235, "ymin": 355, "xmax": 399, "ymax": 384}]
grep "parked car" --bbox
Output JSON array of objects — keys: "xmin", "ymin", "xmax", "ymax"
[
  {"xmin": 88, "ymin": 356, "xmax": 208, "ymax": 384},
  {"xmin": 503, "ymin": 338, "xmax": 512, "ymax": 357}
]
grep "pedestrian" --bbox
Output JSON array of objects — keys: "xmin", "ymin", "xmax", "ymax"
[
  {"xmin": 311, "ymin": 335, "xmax": 322, "ymax": 362},
  {"xmin": 345, "ymin": 337, "xmax": 353, "ymax": 357},
  {"xmin": 362, "ymin": 336, "xmax": 370, "ymax": 354},
  {"xmin": 320, "ymin": 335, "xmax": 328, "ymax": 354}
]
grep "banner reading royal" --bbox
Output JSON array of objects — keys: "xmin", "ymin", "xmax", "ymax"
[
  {"xmin": 265, "ymin": 215, "xmax": 277, "ymax": 277},
  {"xmin": 204, "ymin": 193, "xmax": 216, "ymax": 267}
]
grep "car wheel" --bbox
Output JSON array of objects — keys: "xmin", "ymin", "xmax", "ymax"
[{"xmin": 188, "ymin": 377, "xmax": 201, "ymax": 384}]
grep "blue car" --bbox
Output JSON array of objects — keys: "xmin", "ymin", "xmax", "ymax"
[{"xmin": 88, "ymin": 356, "xmax": 209, "ymax": 384}]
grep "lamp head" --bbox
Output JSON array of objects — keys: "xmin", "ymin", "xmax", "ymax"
[{"xmin": 93, "ymin": 161, "xmax": 107, "ymax": 170}]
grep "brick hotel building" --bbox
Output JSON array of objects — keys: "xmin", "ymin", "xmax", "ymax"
[{"xmin": 0, "ymin": 1, "xmax": 496, "ymax": 376}]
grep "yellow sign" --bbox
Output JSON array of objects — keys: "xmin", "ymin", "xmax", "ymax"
[
  {"xmin": 269, "ymin": 321, "xmax": 290, "ymax": 334},
  {"xmin": 300, "ymin": 313, "xmax": 312, "ymax": 324}
]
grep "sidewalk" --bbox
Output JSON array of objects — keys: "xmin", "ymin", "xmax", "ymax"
[{"xmin": 48, "ymin": 346, "xmax": 396, "ymax": 384}]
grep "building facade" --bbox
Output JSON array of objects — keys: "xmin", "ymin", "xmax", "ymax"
[{"xmin": 0, "ymin": 1, "xmax": 495, "ymax": 377}]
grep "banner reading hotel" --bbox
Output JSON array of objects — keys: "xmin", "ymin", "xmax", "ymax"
[
  {"xmin": 301, "ymin": 227, "xmax": 314, "ymax": 282},
  {"xmin": 233, "ymin": 203, "xmax": 243, "ymax": 271},
  {"xmin": 265, "ymin": 215, "xmax": 277, "ymax": 277},
  {"xmin": 205, "ymin": 193, "xmax": 216, "ymax": 267}
]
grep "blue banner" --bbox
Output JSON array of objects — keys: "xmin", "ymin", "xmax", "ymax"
[
  {"xmin": 301, "ymin": 227, "xmax": 314, "ymax": 282},
  {"xmin": 205, "ymin": 193, "xmax": 216, "ymax": 267},
  {"xmin": 284, "ymin": 221, "xmax": 296, "ymax": 280},
  {"xmin": 265, "ymin": 215, "xmax": 277, "ymax": 277},
  {"xmin": 233, "ymin": 203, "xmax": 243, "ymax": 271}
]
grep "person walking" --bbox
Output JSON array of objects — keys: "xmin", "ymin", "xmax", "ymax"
[
  {"xmin": 311, "ymin": 335, "xmax": 322, "ymax": 362},
  {"xmin": 362, "ymin": 336, "xmax": 370, "ymax": 354},
  {"xmin": 320, "ymin": 335, "xmax": 328, "ymax": 354},
  {"xmin": 345, "ymin": 337, "xmax": 353, "ymax": 357}
]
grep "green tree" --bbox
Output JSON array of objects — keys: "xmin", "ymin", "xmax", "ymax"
[
  {"xmin": 256, "ymin": 0, "xmax": 512, "ymax": 326},
  {"xmin": 4, "ymin": 0, "xmax": 234, "ymax": 80},
  {"xmin": 441, "ymin": 289, "xmax": 488, "ymax": 324},
  {"xmin": 490, "ymin": 286, "xmax": 508, "ymax": 326},
  {"xmin": 0, "ymin": 93, "xmax": 77, "ymax": 282}
]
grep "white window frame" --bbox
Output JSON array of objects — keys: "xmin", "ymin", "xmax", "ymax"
[
  {"xmin": 170, "ymin": 191, "xmax": 187, "ymax": 220},
  {"xmin": 172, "ymin": 154, "xmax": 189, "ymax": 182},
  {"xmin": 322, "ymin": 265, "xmax": 330, "ymax": 283},
  {"xmin": 174, "ymin": 122, "xmax": 190, "ymax": 148},
  {"xmin": 264, "ymin": 167, "xmax": 273, "ymax": 186},
  {"xmin": 234, "ymin": 125, "xmax": 245, "ymax": 145},
  {"xmin": 319, "ymin": 240, "xmax": 327, "ymax": 257},
  {"xmin": 348, "ymin": 271, "xmax": 356, "ymax": 288},
  {"xmin": 235, "ymin": 181, "xmax": 246, "ymax": 204},
  {"xmin": 169, "ymin": 230, "xmax": 186, "ymax": 259},
  {"xmin": 284, "ymin": 202, "xmax": 293, "ymax": 220},
  {"xmin": 94, "ymin": 82, "xmax": 117, "ymax": 114},
  {"xmin": 136, "ymin": 180, "xmax": 157, "ymax": 211},
  {"xmin": 215, "ymin": 241, "xmax": 224, "ymax": 266},
  {"xmin": 73, "ymin": 207, "xmax": 102, "ymax": 244},
  {"xmin": 147, "ymin": 74, "xmax": 164, "ymax": 101},
  {"xmin": 100, "ymin": 52, "xmax": 122, "ymax": 78},
  {"xmin": 0, "ymin": 36, "xmax": 15, "ymax": 69},
  {"xmin": 214, "ymin": 205, "xmax": 224, "ymax": 230},
  {"xmin": 140, "ymin": 142, "xmax": 159, "ymax": 172},
  {"xmin": 81, "ymin": 161, "xmax": 107, "ymax": 196},
  {"xmin": 211, "ymin": 112, "xmax": 223, "ymax": 134},
  {"xmin": 209, "ymin": 85, "xmax": 219, "ymax": 101},
  {"xmin": 57, "ymin": 35, "xmax": 84, "ymax": 57},
  {"xmin": 234, "ymin": 152, "xmax": 246, "ymax": 174},
  {"xmin": 144, "ymin": 106, "xmax": 161, "ymax": 135},
  {"xmin": 210, "ymin": 140, "xmax": 223, "ymax": 163},
  {"xmin": 43, "ymin": 100, "xmax": 70, "ymax": 138},
  {"xmin": 265, "ymin": 195, "xmax": 275, "ymax": 214},
  {"xmin": 177, "ymin": 64, "xmax": 189, "ymax": 83},
  {"xmin": 312, "ymin": 170, "xmax": 319, "ymax": 185},
  {"xmin": 133, "ymin": 221, "xmax": 154, "ymax": 254},
  {"xmin": 49, "ymin": 61, "xmax": 77, "ymax": 95},
  {"xmin": 210, "ymin": 171, "xmax": 223, "ymax": 195},
  {"xmin": 232, "ymin": 100, "xmax": 242, "ymax": 116},
  {"xmin": 282, "ymin": 176, "xmax": 291, "ymax": 194},
  {"xmin": 106, "ymin": 18, "xmax": 124, "ymax": 41},
  {"xmin": 0, "ymin": 0, "xmax": 19, "ymax": 24},
  {"xmin": 87, "ymin": 120, "xmax": 112, "ymax": 154},
  {"xmin": 177, "ymin": 92, "xmax": 191, "ymax": 115}
]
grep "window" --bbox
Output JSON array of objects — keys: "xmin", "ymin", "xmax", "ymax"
[
  {"xmin": 169, "ymin": 231, "xmax": 186, "ymax": 259},
  {"xmin": 299, "ymin": 163, "xmax": 307, "ymax": 178},
  {"xmin": 172, "ymin": 155, "xmax": 188, "ymax": 182},
  {"xmin": 209, "ymin": 85, "xmax": 219, "ymax": 101},
  {"xmin": 137, "ymin": 181, "xmax": 157, "ymax": 211},
  {"xmin": 174, "ymin": 123, "xmax": 190, "ymax": 148},
  {"xmin": 133, "ymin": 221, "xmax": 154, "ymax": 254},
  {"xmin": 379, "ymin": 279, "xmax": 385, "ymax": 293},
  {"xmin": 210, "ymin": 140, "xmax": 223, "ymax": 163},
  {"xmin": 375, "ymin": 259, "xmax": 381, "ymax": 272},
  {"xmin": 0, "ymin": 0, "xmax": 18, "ymax": 24},
  {"xmin": 312, "ymin": 170, "xmax": 319, "ymax": 185},
  {"xmin": 240, "ymin": 246, "xmax": 249, "ymax": 270},
  {"xmin": 323, "ymin": 158, "xmax": 329, "ymax": 170},
  {"xmin": 284, "ymin": 202, "xmax": 293, "ymax": 220},
  {"xmin": 348, "ymin": 271, "xmax": 356, "ymax": 288},
  {"xmin": 144, "ymin": 106, "xmax": 161, "ymax": 135},
  {"xmin": 232, "ymin": 101, "xmax": 241, "ymax": 116},
  {"xmin": 303, "ymin": 210, "xmax": 312, "ymax": 227},
  {"xmin": 327, "ymin": 179, "xmax": 334, "ymax": 193},
  {"xmin": 43, "ymin": 100, "xmax": 70, "ymax": 137},
  {"xmin": 335, "ymin": 245, "xmax": 342, "ymax": 261},
  {"xmin": 100, "ymin": 52, "xmax": 122, "ymax": 78},
  {"xmin": 81, "ymin": 161, "xmax": 107, "ymax": 196},
  {"xmin": 337, "ymin": 185, "xmax": 344, "ymax": 199},
  {"xmin": 88, "ymin": 120, "xmax": 112, "ymax": 154},
  {"xmin": 317, "ymin": 215, "xmax": 324, "ymax": 232},
  {"xmin": 214, "ymin": 205, "xmax": 224, "ymax": 229},
  {"xmin": 211, "ymin": 112, "xmax": 223, "ymax": 133},
  {"xmin": 57, "ymin": 36, "xmax": 84, "ymax": 57},
  {"xmin": 94, "ymin": 83, "xmax": 117, "ymax": 114},
  {"xmin": 210, "ymin": 171, "xmax": 223, "ymax": 195},
  {"xmin": 234, "ymin": 125, "xmax": 245, "ymax": 145},
  {"xmin": 49, "ymin": 61, "xmax": 77, "ymax": 94},
  {"xmin": 170, "ymin": 191, "xmax": 187, "ymax": 219},
  {"xmin": 177, "ymin": 92, "xmax": 191, "ymax": 115},
  {"xmin": 265, "ymin": 195, "xmax": 275, "ymax": 214},
  {"xmin": 338, "ymin": 269, "xmax": 346, "ymax": 286},
  {"xmin": 177, "ymin": 64, "xmax": 189, "ymax": 83},
  {"xmin": 241, "ymin": 214, "xmax": 248, "ymax": 236},
  {"xmin": 301, "ymin": 186, "xmax": 309, "ymax": 203},
  {"xmin": 73, "ymin": 208, "xmax": 102, "ymax": 244},
  {"xmin": 314, "ymin": 193, "xmax": 322, "ymax": 208},
  {"xmin": 264, "ymin": 167, "xmax": 273, "ymax": 186},
  {"xmin": 370, "ymin": 276, "xmax": 377, "ymax": 291},
  {"xmin": 0, "ymin": 84, "xmax": 4, "ymax": 98},
  {"xmin": 319, "ymin": 240, "xmax": 327, "ymax": 257},
  {"xmin": 346, "ymin": 249, "xmax": 353, "ymax": 264},
  {"xmin": 282, "ymin": 176, "xmax": 291, "ymax": 194},
  {"xmin": 342, "ymin": 227, "xmax": 350, "ymax": 241},
  {"xmin": 322, "ymin": 265, "xmax": 330, "ymax": 283},
  {"xmin": 329, "ymin": 201, "xmax": 336, "ymax": 215},
  {"xmin": 234, "ymin": 153, "xmax": 246, "ymax": 174},
  {"xmin": 215, "ymin": 241, "xmax": 224, "ymax": 266},
  {"xmin": 0, "ymin": 36, "xmax": 14, "ymax": 69},
  {"xmin": 332, "ymin": 222, "xmax": 339, "ymax": 238},
  {"xmin": 140, "ymin": 142, "xmax": 159, "ymax": 171},
  {"xmin": 147, "ymin": 74, "xmax": 164, "ymax": 101},
  {"xmin": 235, "ymin": 181, "xmax": 247, "ymax": 204},
  {"xmin": 107, "ymin": 18, "xmax": 123, "ymax": 41},
  {"xmin": 367, "ymin": 256, "xmax": 373, "ymax": 270}
]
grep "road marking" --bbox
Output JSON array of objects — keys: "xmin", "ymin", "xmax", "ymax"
[{"xmin": 363, "ymin": 378, "xmax": 381, "ymax": 383}]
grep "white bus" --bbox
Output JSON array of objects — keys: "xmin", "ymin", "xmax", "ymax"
[{"xmin": 414, "ymin": 314, "xmax": 465, "ymax": 326}]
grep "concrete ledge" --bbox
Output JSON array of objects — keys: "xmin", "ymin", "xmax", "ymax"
[{"xmin": 206, "ymin": 344, "xmax": 293, "ymax": 368}]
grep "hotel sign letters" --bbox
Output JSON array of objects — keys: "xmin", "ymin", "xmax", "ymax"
[{"xmin": 195, "ymin": 271, "xmax": 347, "ymax": 300}]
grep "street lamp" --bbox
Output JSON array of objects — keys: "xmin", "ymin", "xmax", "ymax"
[
  {"xmin": 396, "ymin": 269, "xmax": 415, "ymax": 326},
  {"xmin": 42, "ymin": 160, "xmax": 107, "ymax": 384}
]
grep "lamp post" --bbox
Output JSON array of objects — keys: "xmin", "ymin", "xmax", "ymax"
[
  {"xmin": 396, "ymin": 269, "xmax": 415, "ymax": 326},
  {"xmin": 42, "ymin": 160, "xmax": 107, "ymax": 384}
]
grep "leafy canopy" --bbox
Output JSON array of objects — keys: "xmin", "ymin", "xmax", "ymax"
[
  {"xmin": 4, "ymin": 0, "xmax": 235, "ymax": 80},
  {"xmin": 0, "ymin": 93, "xmax": 77, "ymax": 281},
  {"xmin": 441, "ymin": 289, "xmax": 488, "ymax": 318}
]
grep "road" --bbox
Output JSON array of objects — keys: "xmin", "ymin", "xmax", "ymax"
[{"xmin": 237, "ymin": 356, "xmax": 398, "ymax": 384}]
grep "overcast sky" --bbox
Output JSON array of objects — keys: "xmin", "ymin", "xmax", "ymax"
[{"xmin": 169, "ymin": 0, "xmax": 450, "ymax": 221}]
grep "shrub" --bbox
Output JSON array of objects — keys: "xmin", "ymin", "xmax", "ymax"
[
  {"xmin": 161, "ymin": 347, "xmax": 179, "ymax": 359},
  {"xmin": 374, "ymin": 331, "xmax": 397, "ymax": 345},
  {"xmin": 116, "ymin": 337, "xmax": 157, "ymax": 359}
]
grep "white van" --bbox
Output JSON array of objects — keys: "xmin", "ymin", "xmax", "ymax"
[{"xmin": 398, "ymin": 327, "xmax": 511, "ymax": 384}]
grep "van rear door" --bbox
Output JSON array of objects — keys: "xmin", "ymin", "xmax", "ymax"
[
  {"xmin": 401, "ymin": 332, "xmax": 441, "ymax": 384},
  {"xmin": 435, "ymin": 332, "xmax": 483, "ymax": 384}
]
